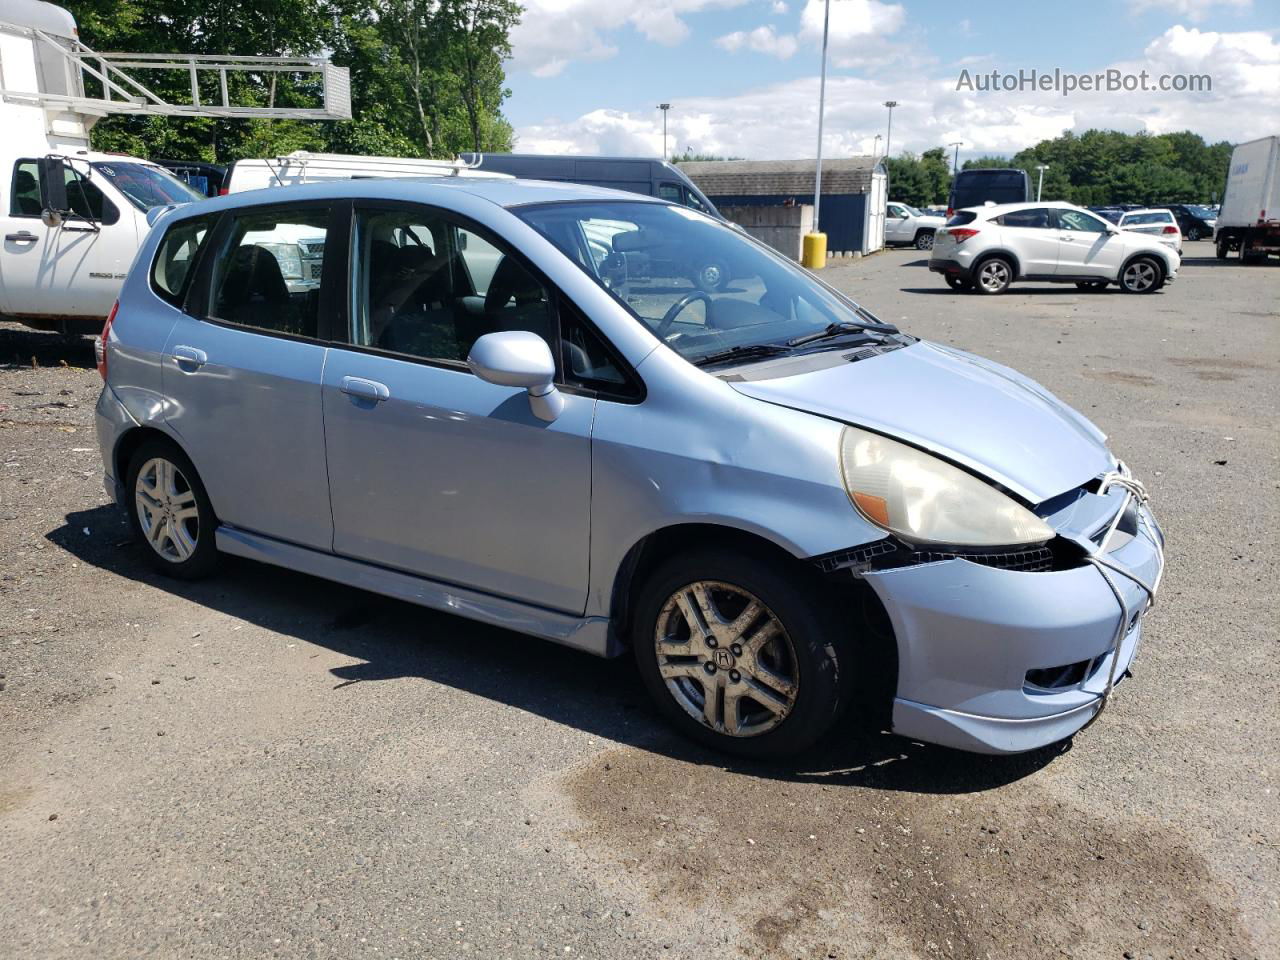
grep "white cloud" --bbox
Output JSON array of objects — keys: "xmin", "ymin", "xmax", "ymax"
[
  {"xmin": 510, "ymin": 0, "xmax": 747, "ymax": 77},
  {"xmin": 515, "ymin": 25, "xmax": 1280, "ymax": 159},
  {"xmin": 716, "ymin": 25, "xmax": 799, "ymax": 58},
  {"xmin": 1127, "ymin": 0, "xmax": 1251, "ymax": 23},
  {"xmin": 771, "ymin": 0, "xmax": 789, "ymax": 12}
]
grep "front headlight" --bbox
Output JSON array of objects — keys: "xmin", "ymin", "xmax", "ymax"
[{"xmin": 839, "ymin": 426, "xmax": 1055, "ymax": 547}]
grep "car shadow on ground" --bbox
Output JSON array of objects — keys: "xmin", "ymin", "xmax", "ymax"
[
  {"xmin": 0, "ymin": 325, "xmax": 96, "ymax": 369},
  {"xmin": 899, "ymin": 286, "xmax": 1113, "ymax": 296},
  {"xmin": 52, "ymin": 507, "xmax": 1064, "ymax": 795}
]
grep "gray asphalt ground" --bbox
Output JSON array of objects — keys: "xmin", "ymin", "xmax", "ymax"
[{"xmin": 1, "ymin": 241, "xmax": 1276, "ymax": 959}]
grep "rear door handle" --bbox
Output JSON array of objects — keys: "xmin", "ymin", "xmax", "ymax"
[
  {"xmin": 340, "ymin": 376, "xmax": 390, "ymax": 402},
  {"xmin": 5, "ymin": 231, "xmax": 37, "ymax": 243},
  {"xmin": 170, "ymin": 345, "xmax": 208, "ymax": 368}
]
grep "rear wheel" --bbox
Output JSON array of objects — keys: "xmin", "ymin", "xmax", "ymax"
[
  {"xmin": 1185, "ymin": 226, "xmax": 1202, "ymax": 241},
  {"xmin": 914, "ymin": 230, "xmax": 935, "ymax": 251},
  {"xmin": 944, "ymin": 274, "xmax": 972, "ymax": 292},
  {"xmin": 974, "ymin": 256, "xmax": 1014, "ymax": 295},
  {"xmin": 1216, "ymin": 240, "xmax": 1229, "ymax": 260},
  {"xmin": 126, "ymin": 439, "xmax": 218, "ymax": 579},
  {"xmin": 632, "ymin": 549, "xmax": 850, "ymax": 758},
  {"xmin": 1118, "ymin": 256, "xmax": 1163, "ymax": 294}
]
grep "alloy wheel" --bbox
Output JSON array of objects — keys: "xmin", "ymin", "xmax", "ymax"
[
  {"xmin": 1122, "ymin": 260, "xmax": 1158, "ymax": 292},
  {"xmin": 654, "ymin": 581, "xmax": 799, "ymax": 737},
  {"xmin": 977, "ymin": 259, "xmax": 1011, "ymax": 293},
  {"xmin": 916, "ymin": 232, "xmax": 934, "ymax": 250},
  {"xmin": 134, "ymin": 457, "xmax": 200, "ymax": 563}
]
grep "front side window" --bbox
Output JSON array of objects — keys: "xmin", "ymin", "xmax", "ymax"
[
  {"xmin": 93, "ymin": 162, "xmax": 202, "ymax": 211},
  {"xmin": 9, "ymin": 159, "xmax": 119, "ymax": 224},
  {"xmin": 517, "ymin": 201, "xmax": 899, "ymax": 368},
  {"xmin": 10, "ymin": 160, "xmax": 41, "ymax": 216},
  {"xmin": 209, "ymin": 206, "xmax": 331, "ymax": 337},
  {"xmin": 683, "ymin": 190, "xmax": 712, "ymax": 214},
  {"xmin": 152, "ymin": 216, "xmax": 214, "ymax": 307},
  {"xmin": 1057, "ymin": 209, "xmax": 1108, "ymax": 233},
  {"xmin": 350, "ymin": 207, "xmax": 555, "ymax": 364},
  {"xmin": 658, "ymin": 183, "xmax": 682, "ymax": 203}
]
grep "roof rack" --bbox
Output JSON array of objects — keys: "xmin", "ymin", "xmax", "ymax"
[
  {"xmin": 0, "ymin": 19, "xmax": 351, "ymax": 121},
  {"xmin": 255, "ymin": 151, "xmax": 484, "ymax": 182}
]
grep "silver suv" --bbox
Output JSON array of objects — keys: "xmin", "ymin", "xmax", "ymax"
[{"xmin": 96, "ymin": 179, "xmax": 1164, "ymax": 758}]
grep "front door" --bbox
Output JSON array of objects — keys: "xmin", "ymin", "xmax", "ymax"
[
  {"xmin": 160, "ymin": 202, "xmax": 337, "ymax": 551},
  {"xmin": 0, "ymin": 158, "xmax": 133, "ymax": 325},
  {"xmin": 1055, "ymin": 208, "xmax": 1127, "ymax": 278},
  {"xmin": 322, "ymin": 203, "xmax": 594, "ymax": 613},
  {"xmin": 885, "ymin": 203, "xmax": 911, "ymax": 242}
]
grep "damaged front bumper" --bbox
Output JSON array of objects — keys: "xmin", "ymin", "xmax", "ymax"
[{"xmin": 849, "ymin": 478, "xmax": 1164, "ymax": 754}]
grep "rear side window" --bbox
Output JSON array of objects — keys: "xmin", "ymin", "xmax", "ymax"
[
  {"xmin": 996, "ymin": 208, "xmax": 1052, "ymax": 228},
  {"xmin": 151, "ymin": 216, "xmax": 214, "ymax": 307},
  {"xmin": 945, "ymin": 211, "xmax": 977, "ymax": 226},
  {"xmin": 208, "ymin": 206, "xmax": 332, "ymax": 338}
]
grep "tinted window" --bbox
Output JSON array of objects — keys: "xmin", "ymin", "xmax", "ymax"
[
  {"xmin": 684, "ymin": 190, "xmax": 712, "ymax": 214},
  {"xmin": 93, "ymin": 162, "xmax": 201, "ymax": 211},
  {"xmin": 1058, "ymin": 210, "xmax": 1108, "ymax": 233},
  {"xmin": 559, "ymin": 299, "xmax": 631, "ymax": 393},
  {"xmin": 350, "ymin": 207, "xmax": 555, "ymax": 364},
  {"xmin": 9, "ymin": 159, "xmax": 118, "ymax": 224},
  {"xmin": 658, "ymin": 183, "xmax": 682, "ymax": 203},
  {"xmin": 951, "ymin": 170, "xmax": 1029, "ymax": 209},
  {"xmin": 945, "ymin": 211, "xmax": 978, "ymax": 226},
  {"xmin": 997, "ymin": 208, "xmax": 1052, "ymax": 228},
  {"xmin": 151, "ymin": 216, "xmax": 214, "ymax": 307},
  {"xmin": 9, "ymin": 160, "xmax": 41, "ymax": 216},
  {"xmin": 209, "ymin": 207, "xmax": 330, "ymax": 337}
]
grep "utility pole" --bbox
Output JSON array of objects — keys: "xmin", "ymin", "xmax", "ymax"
[
  {"xmin": 1036, "ymin": 163, "xmax": 1049, "ymax": 201},
  {"xmin": 812, "ymin": 0, "xmax": 831, "ymax": 234},
  {"xmin": 949, "ymin": 140, "xmax": 963, "ymax": 173},
  {"xmin": 657, "ymin": 103, "xmax": 671, "ymax": 160},
  {"xmin": 883, "ymin": 100, "xmax": 898, "ymax": 160}
]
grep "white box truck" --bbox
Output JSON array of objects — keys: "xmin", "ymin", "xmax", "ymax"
[
  {"xmin": 1215, "ymin": 135, "xmax": 1280, "ymax": 263},
  {"xmin": 0, "ymin": 0, "xmax": 351, "ymax": 333}
]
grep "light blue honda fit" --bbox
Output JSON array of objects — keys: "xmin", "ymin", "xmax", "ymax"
[{"xmin": 95, "ymin": 178, "xmax": 1164, "ymax": 757}]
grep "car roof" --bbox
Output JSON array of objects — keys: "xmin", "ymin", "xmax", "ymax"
[
  {"xmin": 960, "ymin": 200, "xmax": 1081, "ymax": 216},
  {"xmin": 1118, "ymin": 208, "xmax": 1174, "ymax": 217},
  {"xmin": 186, "ymin": 177, "xmax": 664, "ymax": 214}
]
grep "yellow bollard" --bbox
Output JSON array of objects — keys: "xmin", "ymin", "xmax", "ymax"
[{"xmin": 802, "ymin": 232, "xmax": 827, "ymax": 270}]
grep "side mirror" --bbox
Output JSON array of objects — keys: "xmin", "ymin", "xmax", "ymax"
[
  {"xmin": 467, "ymin": 331, "xmax": 564, "ymax": 422},
  {"xmin": 38, "ymin": 156, "xmax": 69, "ymax": 215},
  {"xmin": 40, "ymin": 207, "xmax": 63, "ymax": 228}
]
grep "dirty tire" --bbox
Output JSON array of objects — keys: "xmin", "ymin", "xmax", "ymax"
[
  {"xmin": 632, "ymin": 548, "xmax": 849, "ymax": 758},
  {"xmin": 125, "ymin": 437, "xmax": 219, "ymax": 580}
]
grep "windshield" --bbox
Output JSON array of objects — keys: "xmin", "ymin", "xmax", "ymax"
[
  {"xmin": 91, "ymin": 161, "xmax": 203, "ymax": 211},
  {"xmin": 516, "ymin": 200, "xmax": 900, "ymax": 366}
]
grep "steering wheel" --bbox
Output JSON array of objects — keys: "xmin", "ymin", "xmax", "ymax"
[{"xmin": 655, "ymin": 290, "xmax": 713, "ymax": 338}]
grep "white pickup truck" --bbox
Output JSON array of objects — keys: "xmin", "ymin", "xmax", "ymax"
[
  {"xmin": 884, "ymin": 201, "xmax": 946, "ymax": 250},
  {"xmin": 0, "ymin": 0, "xmax": 352, "ymax": 334}
]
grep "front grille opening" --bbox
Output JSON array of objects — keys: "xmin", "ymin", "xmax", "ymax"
[
  {"xmin": 909, "ymin": 545, "xmax": 1054, "ymax": 572},
  {"xmin": 814, "ymin": 537, "xmax": 1081, "ymax": 576},
  {"xmin": 1026, "ymin": 657, "xmax": 1095, "ymax": 690}
]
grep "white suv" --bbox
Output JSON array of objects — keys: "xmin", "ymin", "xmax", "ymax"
[
  {"xmin": 885, "ymin": 202, "xmax": 946, "ymax": 249},
  {"xmin": 929, "ymin": 201, "xmax": 1180, "ymax": 295}
]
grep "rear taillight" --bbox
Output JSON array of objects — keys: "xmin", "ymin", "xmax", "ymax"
[
  {"xmin": 949, "ymin": 228, "xmax": 980, "ymax": 242},
  {"xmin": 97, "ymin": 300, "xmax": 119, "ymax": 380},
  {"xmin": 218, "ymin": 187, "xmax": 229, "ymax": 196},
  {"xmin": 1162, "ymin": 225, "xmax": 1178, "ymax": 235}
]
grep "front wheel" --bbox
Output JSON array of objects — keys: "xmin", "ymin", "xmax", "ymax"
[
  {"xmin": 126, "ymin": 439, "xmax": 219, "ymax": 579},
  {"xmin": 632, "ymin": 549, "xmax": 849, "ymax": 758},
  {"xmin": 1185, "ymin": 227, "xmax": 1201, "ymax": 241},
  {"xmin": 914, "ymin": 230, "xmax": 935, "ymax": 250},
  {"xmin": 1216, "ymin": 240, "xmax": 1229, "ymax": 260},
  {"xmin": 1119, "ymin": 256, "xmax": 1163, "ymax": 294}
]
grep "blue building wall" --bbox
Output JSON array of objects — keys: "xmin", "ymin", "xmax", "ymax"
[{"xmin": 702, "ymin": 193, "xmax": 869, "ymax": 254}]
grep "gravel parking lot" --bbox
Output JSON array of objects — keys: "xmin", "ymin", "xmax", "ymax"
[{"xmin": 1, "ymin": 242, "xmax": 1275, "ymax": 959}]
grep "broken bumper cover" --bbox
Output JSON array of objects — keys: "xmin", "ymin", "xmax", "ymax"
[{"xmin": 862, "ymin": 502, "xmax": 1163, "ymax": 754}]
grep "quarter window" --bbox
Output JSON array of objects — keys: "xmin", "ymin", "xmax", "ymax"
[
  {"xmin": 350, "ymin": 207, "xmax": 556, "ymax": 364},
  {"xmin": 151, "ymin": 216, "xmax": 214, "ymax": 307},
  {"xmin": 208, "ymin": 206, "xmax": 331, "ymax": 338}
]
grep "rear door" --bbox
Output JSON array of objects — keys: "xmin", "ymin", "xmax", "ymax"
[
  {"xmin": 993, "ymin": 207, "xmax": 1060, "ymax": 274},
  {"xmin": 321, "ymin": 202, "xmax": 595, "ymax": 613},
  {"xmin": 160, "ymin": 201, "xmax": 338, "ymax": 550}
]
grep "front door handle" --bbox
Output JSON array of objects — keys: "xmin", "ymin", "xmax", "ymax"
[
  {"xmin": 5, "ymin": 231, "xmax": 38, "ymax": 243},
  {"xmin": 340, "ymin": 376, "xmax": 390, "ymax": 402},
  {"xmin": 170, "ymin": 345, "xmax": 208, "ymax": 369}
]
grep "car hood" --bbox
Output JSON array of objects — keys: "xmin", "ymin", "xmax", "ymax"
[
  {"xmin": 918, "ymin": 215, "xmax": 946, "ymax": 227},
  {"xmin": 730, "ymin": 340, "xmax": 1114, "ymax": 504}
]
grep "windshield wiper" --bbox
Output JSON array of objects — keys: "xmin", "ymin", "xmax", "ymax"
[
  {"xmin": 787, "ymin": 319, "xmax": 899, "ymax": 347},
  {"xmin": 691, "ymin": 343, "xmax": 793, "ymax": 367}
]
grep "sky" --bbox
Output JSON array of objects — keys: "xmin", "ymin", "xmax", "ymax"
[{"xmin": 502, "ymin": 0, "xmax": 1280, "ymax": 161}]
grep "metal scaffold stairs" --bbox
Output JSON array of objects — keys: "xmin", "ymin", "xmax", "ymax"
[{"xmin": 0, "ymin": 20, "xmax": 351, "ymax": 121}]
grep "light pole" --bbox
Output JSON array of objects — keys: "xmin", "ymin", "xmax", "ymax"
[
  {"xmin": 1036, "ymin": 163, "xmax": 1049, "ymax": 201},
  {"xmin": 949, "ymin": 140, "xmax": 963, "ymax": 173},
  {"xmin": 657, "ymin": 103, "xmax": 671, "ymax": 160},
  {"xmin": 882, "ymin": 100, "xmax": 898, "ymax": 160},
  {"xmin": 800, "ymin": 0, "xmax": 831, "ymax": 270}
]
